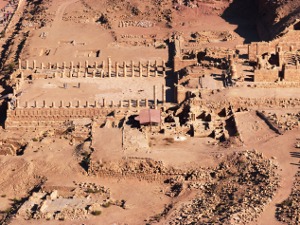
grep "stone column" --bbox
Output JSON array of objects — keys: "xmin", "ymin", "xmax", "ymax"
[
  {"xmin": 139, "ymin": 61, "xmax": 142, "ymax": 77},
  {"xmin": 120, "ymin": 100, "xmax": 123, "ymax": 108},
  {"xmin": 70, "ymin": 61, "xmax": 74, "ymax": 70},
  {"xmin": 41, "ymin": 62, "xmax": 44, "ymax": 70},
  {"xmin": 52, "ymin": 101, "xmax": 55, "ymax": 108},
  {"xmin": 111, "ymin": 100, "xmax": 114, "ymax": 107},
  {"xmin": 154, "ymin": 60, "xmax": 158, "ymax": 77},
  {"xmin": 153, "ymin": 85, "xmax": 157, "ymax": 109},
  {"xmin": 15, "ymin": 99, "xmax": 19, "ymax": 108},
  {"xmin": 162, "ymin": 60, "xmax": 166, "ymax": 77},
  {"xmin": 145, "ymin": 98, "xmax": 148, "ymax": 108},
  {"xmin": 94, "ymin": 100, "xmax": 97, "ymax": 107},
  {"xmin": 18, "ymin": 59, "xmax": 22, "ymax": 70},
  {"xmin": 60, "ymin": 100, "xmax": 63, "ymax": 108},
  {"xmin": 43, "ymin": 100, "xmax": 46, "ymax": 108},
  {"xmin": 103, "ymin": 98, "xmax": 106, "ymax": 107},
  {"xmin": 63, "ymin": 62, "xmax": 66, "ymax": 69},
  {"xmin": 108, "ymin": 57, "xmax": 112, "ymax": 78},
  {"xmin": 85, "ymin": 60, "xmax": 89, "ymax": 69},
  {"xmin": 33, "ymin": 60, "xmax": 36, "ymax": 70},
  {"xmin": 162, "ymin": 84, "xmax": 165, "ymax": 104},
  {"xmin": 102, "ymin": 60, "xmax": 105, "ymax": 73},
  {"xmin": 48, "ymin": 62, "xmax": 51, "ymax": 69},
  {"xmin": 56, "ymin": 62, "xmax": 59, "ymax": 70},
  {"xmin": 92, "ymin": 70, "xmax": 96, "ymax": 78},
  {"xmin": 147, "ymin": 60, "xmax": 150, "ymax": 77},
  {"xmin": 278, "ymin": 47, "xmax": 284, "ymax": 68},
  {"xmin": 77, "ymin": 100, "xmax": 80, "ymax": 108},
  {"xmin": 101, "ymin": 70, "xmax": 105, "ymax": 78},
  {"xmin": 34, "ymin": 100, "xmax": 37, "ymax": 108},
  {"xmin": 123, "ymin": 61, "xmax": 127, "ymax": 77},
  {"xmin": 20, "ymin": 71, "xmax": 24, "ymax": 80},
  {"xmin": 94, "ymin": 62, "xmax": 98, "ymax": 69},
  {"xmin": 78, "ymin": 62, "xmax": 82, "ymax": 70},
  {"xmin": 69, "ymin": 101, "xmax": 72, "ymax": 108},
  {"xmin": 25, "ymin": 101, "xmax": 28, "ymax": 108},
  {"xmin": 131, "ymin": 60, "xmax": 134, "ymax": 77},
  {"xmin": 115, "ymin": 62, "xmax": 119, "ymax": 77},
  {"xmin": 26, "ymin": 60, "xmax": 29, "ymax": 70}
]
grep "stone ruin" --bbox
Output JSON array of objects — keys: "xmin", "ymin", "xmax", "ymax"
[
  {"xmin": 5, "ymin": 57, "xmax": 169, "ymax": 129},
  {"xmin": 276, "ymin": 171, "xmax": 300, "ymax": 224},
  {"xmin": 17, "ymin": 182, "xmax": 125, "ymax": 221},
  {"xmin": 166, "ymin": 151, "xmax": 280, "ymax": 225},
  {"xmin": 257, "ymin": 110, "xmax": 300, "ymax": 134},
  {"xmin": 0, "ymin": 138, "xmax": 27, "ymax": 156}
]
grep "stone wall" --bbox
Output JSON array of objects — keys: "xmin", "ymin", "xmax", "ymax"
[
  {"xmin": 6, "ymin": 99, "xmax": 156, "ymax": 128},
  {"xmin": 174, "ymin": 56, "xmax": 197, "ymax": 72},
  {"xmin": 18, "ymin": 58, "xmax": 168, "ymax": 79},
  {"xmin": 254, "ymin": 69, "xmax": 279, "ymax": 82},
  {"xmin": 248, "ymin": 41, "xmax": 300, "ymax": 61},
  {"xmin": 284, "ymin": 66, "xmax": 300, "ymax": 82}
]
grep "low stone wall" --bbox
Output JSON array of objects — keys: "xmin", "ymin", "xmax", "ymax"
[
  {"xmin": 5, "ymin": 99, "xmax": 157, "ymax": 128},
  {"xmin": 254, "ymin": 69, "xmax": 279, "ymax": 82},
  {"xmin": 18, "ymin": 58, "xmax": 168, "ymax": 78},
  {"xmin": 284, "ymin": 66, "xmax": 300, "ymax": 82}
]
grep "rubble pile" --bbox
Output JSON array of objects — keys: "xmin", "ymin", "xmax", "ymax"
[
  {"xmin": 89, "ymin": 157, "xmax": 183, "ymax": 181},
  {"xmin": 168, "ymin": 151, "xmax": 280, "ymax": 224},
  {"xmin": 89, "ymin": 157, "xmax": 210, "ymax": 182},
  {"xmin": 77, "ymin": 182, "xmax": 110, "ymax": 197},
  {"xmin": 265, "ymin": 112, "xmax": 300, "ymax": 131},
  {"xmin": 276, "ymin": 171, "xmax": 300, "ymax": 224},
  {"xmin": 191, "ymin": 31, "xmax": 236, "ymax": 43},
  {"xmin": 17, "ymin": 184, "xmax": 120, "ymax": 221}
]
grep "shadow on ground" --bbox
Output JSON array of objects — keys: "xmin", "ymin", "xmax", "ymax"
[{"xmin": 222, "ymin": 0, "xmax": 261, "ymax": 43}]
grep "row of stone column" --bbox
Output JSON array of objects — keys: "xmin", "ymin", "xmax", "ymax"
[
  {"xmin": 13, "ymin": 98, "xmax": 165, "ymax": 109},
  {"xmin": 19, "ymin": 59, "xmax": 167, "ymax": 77}
]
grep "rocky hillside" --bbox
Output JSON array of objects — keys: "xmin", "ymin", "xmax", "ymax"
[{"xmin": 256, "ymin": 0, "xmax": 300, "ymax": 40}]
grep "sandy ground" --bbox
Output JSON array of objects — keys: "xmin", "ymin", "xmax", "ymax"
[{"xmin": 18, "ymin": 77, "xmax": 165, "ymax": 106}]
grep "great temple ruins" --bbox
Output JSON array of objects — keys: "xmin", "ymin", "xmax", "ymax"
[{"xmin": 0, "ymin": 0, "xmax": 300, "ymax": 224}]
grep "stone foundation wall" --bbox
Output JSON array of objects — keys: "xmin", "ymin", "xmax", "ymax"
[
  {"xmin": 5, "ymin": 98, "xmax": 157, "ymax": 128},
  {"xmin": 248, "ymin": 42, "xmax": 300, "ymax": 61},
  {"xmin": 254, "ymin": 69, "xmax": 279, "ymax": 82},
  {"xmin": 174, "ymin": 57, "xmax": 197, "ymax": 72},
  {"xmin": 284, "ymin": 66, "xmax": 300, "ymax": 82},
  {"xmin": 18, "ymin": 58, "xmax": 168, "ymax": 79}
]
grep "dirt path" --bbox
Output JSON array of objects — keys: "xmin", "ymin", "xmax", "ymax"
[
  {"xmin": 52, "ymin": 0, "xmax": 79, "ymax": 28},
  {"xmin": 250, "ymin": 130, "xmax": 299, "ymax": 225},
  {"xmin": 236, "ymin": 111, "xmax": 299, "ymax": 225}
]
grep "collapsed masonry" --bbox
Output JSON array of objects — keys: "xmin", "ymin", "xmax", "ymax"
[{"xmin": 17, "ymin": 182, "xmax": 126, "ymax": 221}]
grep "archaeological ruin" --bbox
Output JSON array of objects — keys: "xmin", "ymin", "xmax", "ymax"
[{"xmin": 0, "ymin": 0, "xmax": 299, "ymax": 224}]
